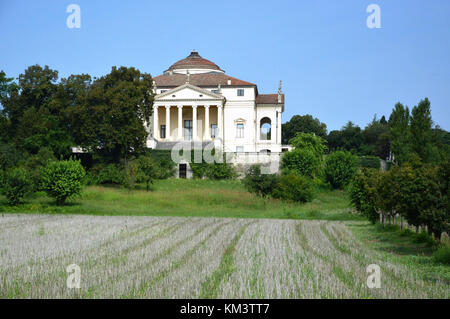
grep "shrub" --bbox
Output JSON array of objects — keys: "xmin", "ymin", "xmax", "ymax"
[
  {"xmin": 242, "ymin": 165, "xmax": 279, "ymax": 198},
  {"xmin": 413, "ymin": 231, "xmax": 436, "ymax": 246},
  {"xmin": 325, "ymin": 151, "xmax": 358, "ymax": 189},
  {"xmin": 281, "ymin": 148, "xmax": 322, "ymax": 178},
  {"xmin": 40, "ymin": 159, "xmax": 86, "ymax": 205},
  {"xmin": 272, "ymin": 171, "xmax": 314, "ymax": 203},
  {"xmin": 205, "ymin": 163, "xmax": 236, "ymax": 180},
  {"xmin": 1, "ymin": 167, "xmax": 31, "ymax": 205},
  {"xmin": 97, "ymin": 164, "xmax": 125, "ymax": 185},
  {"xmin": 358, "ymin": 156, "xmax": 381, "ymax": 169},
  {"xmin": 432, "ymin": 246, "xmax": 450, "ymax": 265}
]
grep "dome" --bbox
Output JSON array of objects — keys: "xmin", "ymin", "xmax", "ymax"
[{"xmin": 165, "ymin": 50, "xmax": 224, "ymax": 74}]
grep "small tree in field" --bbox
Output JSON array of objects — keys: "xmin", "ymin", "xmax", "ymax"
[
  {"xmin": 41, "ymin": 159, "xmax": 85, "ymax": 205},
  {"xmin": 1, "ymin": 167, "xmax": 31, "ymax": 205},
  {"xmin": 137, "ymin": 156, "xmax": 157, "ymax": 191}
]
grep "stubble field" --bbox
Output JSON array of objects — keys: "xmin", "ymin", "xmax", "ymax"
[{"xmin": 0, "ymin": 214, "xmax": 448, "ymax": 298}]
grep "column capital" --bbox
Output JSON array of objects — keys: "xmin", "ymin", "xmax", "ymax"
[
  {"xmin": 204, "ymin": 105, "xmax": 210, "ymax": 109},
  {"xmin": 165, "ymin": 105, "xmax": 171, "ymax": 109},
  {"xmin": 192, "ymin": 105, "xmax": 198, "ymax": 109},
  {"xmin": 177, "ymin": 105, "xmax": 183, "ymax": 109}
]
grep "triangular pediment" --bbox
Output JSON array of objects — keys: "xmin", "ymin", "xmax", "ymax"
[{"xmin": 155, "ymin": 83, "xmax": 224, "ymax": 101}]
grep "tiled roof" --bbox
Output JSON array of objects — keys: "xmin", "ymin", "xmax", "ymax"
[
  {"xmin": 256, "ymin": 94, "xmax": 285, "ymax": 104},
  {"xmin": 153, "ymin": 72, "xmax": 256, "ymax": 87},
  {"xmin": 167, "ymin": 50, "xmax": 222, "ymax": 71}
]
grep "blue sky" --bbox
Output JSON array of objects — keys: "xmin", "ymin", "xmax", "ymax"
[{"xmin": 1, "ymin": 0, "xmax": 449, "ymax": 131}]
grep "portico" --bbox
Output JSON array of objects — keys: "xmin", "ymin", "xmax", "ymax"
[
  {"xmin": 151, "ymin": 82, "xmax": 225, "ymax": 144},
  {"xmin": 152, "ymin": 104, "xmax": 223, "ymax": 141}
]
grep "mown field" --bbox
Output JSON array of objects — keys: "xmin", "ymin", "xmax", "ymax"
[{"xmin": 0, "ymin": 214, "xmax": 448, "ymax": 298}]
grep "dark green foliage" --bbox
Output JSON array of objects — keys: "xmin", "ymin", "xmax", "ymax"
[
  {"xmin": 40, "ymin": 159, "xmax": 86, "ymax": 205},
  {"xmin": 73, "ymin": 66, "xmax": 154, "ymax": 162},
  {"xmin": 272, "ymin": 171, "xmax": 314, "ymax": 203},
  {"xmin": 95, "ymin": 164, "xmax": 125, "ymax": 185},
  {"xmin": 324, "ymin": 151, "xmax": 358, "ymax": 189},
  {"xmin": 358, "ymin": 156, "xmax": 381, "ymax": 169},
  {"xmin": 410, "ymin": 98, "xmax": 435, "ymax": 163},
  {"xmin": 0, "ymin": 143, "xmax": 21, "ymax": 170},
  {"xmin": 349, "ymin": 168, "xmax": 381, "ymax": 224},
  {"xmin": 327, "ymin": 121, "xmax": 363, "ymax": 154},
  {"xmin": 23, "ymin": 147, "xmax": 57, "ymax": 191},
  {"xmin": 432, "ymin": 246, "xmax": 450, "ymax": 265},
  {"xmin": 242, "ymin": 165, "xmax": 279, "ymax": 198},
  {"xmin": 282, "ymin": 114, "xmax": 327, "ymax": 144},
  {"xmin": 1, "ymin": 167, "xmax": 31, "ymax": 205}
]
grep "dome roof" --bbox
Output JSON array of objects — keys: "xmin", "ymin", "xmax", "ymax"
[{"xmin": 166, "ymin": 50, "xmax": 223, "ymax": 73}]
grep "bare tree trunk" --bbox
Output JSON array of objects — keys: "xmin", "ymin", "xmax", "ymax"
[
  {"xmin": 415, "ymin": 225, "xmax": 419, "ymax": 234},
  {"xmin": 400, "ymin": 216, "xmax": 403, "ymax": 230}
]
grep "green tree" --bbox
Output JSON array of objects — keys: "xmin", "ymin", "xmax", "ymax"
[
  {"xmin": 281, "ymin": 148, "xmax": 322, "ymax": 178},
  {"xmin": 362, "ymin": 115, "xmax": 390, "ymax": 158},
  {"xmin": 282, "ymin": 114, "xmax": 327, "ymax": 144},
  {"xmin": 326, "ymin": 121, "xmax": 363, "ymax": 154},
  {"xmin": 349, "ymin": 168, "xmax": 381, "ymax": 224},
  {"xmin": 410, "ymin": 98, "xmax": 435, "ymax": 163},
  {"xmin": 389, "ymin": 102, "xmax": 411, "ymax": 164},
  {"xmin": 1, "ymin": 167, "xmax": 31, "ymax": 205},
  {"xmin": 75, "ymin": 66, "xmax": 154, "ymax": 162},
  {"xmin": 288, "ymin": 132, "xmax": 327, "ymax": 158},
  {"xmin": 324, "ymin": 151, "xmax": 358, "ymax": 189},
  {"xmin": 41, "ymin": 159, "xmax": 86, "ymax": 205},
  {"xmin": 137, "ymin": 156, "xmax": 157, "ymax": 191}
]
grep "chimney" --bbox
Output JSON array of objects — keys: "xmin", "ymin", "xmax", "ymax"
[{"xmin": 227, "ymin": 79, "xmax": 231, "ymax": 85}]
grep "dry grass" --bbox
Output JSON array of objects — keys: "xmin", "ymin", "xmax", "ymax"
[{"xmin": 0, "ymin": 214, "xmax": 448, "ymax": 299}]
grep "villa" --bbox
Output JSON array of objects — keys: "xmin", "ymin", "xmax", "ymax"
[{"xmin": 148, "ymin": 50, "xmax": 288, "ymax": 177}]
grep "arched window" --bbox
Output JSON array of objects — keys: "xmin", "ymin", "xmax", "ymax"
[{"xmin": 260, "ymin": 117, "xmax": 272, "ymax": 140}]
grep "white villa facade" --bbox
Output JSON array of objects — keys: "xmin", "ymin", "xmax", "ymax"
[{"xmin": 147, "ymin": 50, "xmax": 288, "ymax": 176}]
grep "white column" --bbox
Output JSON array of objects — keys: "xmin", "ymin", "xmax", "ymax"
[
  {"xmin": 153, "ymin": 105, "xmax": 159, "ymax": 139},
  {"xmin": 277, "ymin": 111, "xmax": 282, "ymax": 144},
  {"xmin": 192, "ymin": 105, "xmax": 198, "ymax": 141},
  {"xmin": 271, "ymin": 116, "xmax": 276, "ymax": 143},
  {"xmin": 218, "ymin": 105, "xmax": 223, "ymax": 140},
  {"xmin": 165, "ymin": 105, "xmax": 171, "ymax": 140},
  {"xmin": 256, "ymin": 117, "xmax": 260, "ymax": 142},
  {"xmin": 177, "ymin": 105, "xmax": 183, "ymax": 141},
  {"xmin": 204, "ymin": 105, "xmax": 210, "ymax": 140}
]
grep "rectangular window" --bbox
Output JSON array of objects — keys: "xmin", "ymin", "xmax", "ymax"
[
  {"xmin": 160, "ymin": 90, "xmax": 167, "ymax": 94},
  {"xmin": 211, "ymin": 89, "xmax": 219, "ymax": 94},
  {"xmin": 211, "ymin": 124, "xmax": 218, "ymax": 138},
  {"xmin": 236, "ymin": 123, "xmax": 244, "ymax": 138},
  {"xmin": 160, "ymin": 125, "xmax": 166, "ymax": 139},
  {"xmin": 236, "ymin": 146, "xmax": 244, "ymax": 153},
  {"xmin": 184, "ymin": 120, "xmax": 193, "ymax": 141},
  {"xmin": 237, "ymin": 89, "xmax": 244, "ymax": 96}
]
